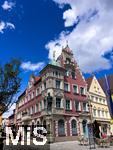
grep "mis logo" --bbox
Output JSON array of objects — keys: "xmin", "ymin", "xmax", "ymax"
[{"xmin": 5, "ymin": 126, "xmax": 47, "ymax": 145}]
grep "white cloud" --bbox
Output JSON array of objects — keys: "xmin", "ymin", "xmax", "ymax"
[
  {"xmin": 0, "ymin": 21, "xmax": 5, "ymax": 33},
  {"xmin": 0, "ymin": 21, "xmax": 15, "ymax": 33},
  {"xmin": 46, "ymin": 0, "xmax": 113, "ymax": 73},
  {"xmin": 2, "ymin": 0, "xmax": 15, "ymax": 11},
  {"xmin": 3, "ymin": 103, "xmax": 16, "ymax": 118},
  {"xmin": 21, "ymin": 61, "xmax": 45, "ymax": 71},
  {"xmin": 6, "ymin": 22, "xmax": 15, "ymax": 29}
]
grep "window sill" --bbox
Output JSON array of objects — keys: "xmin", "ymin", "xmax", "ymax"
[
  {"xmin": 64, "ymin": 91, "xmax": 71, "ymax": 93},
  {"xmin": 72, "ymin": 133, "xmax": 78, "ymax": 136},
  {"xmin": 73, "ymin": 92, "xmax": 79, "ymax": 95},
  {"xmin": 58, "ymin": 134, "xmax": 66, "ymax": 137},
  {"xmin": 65, "ymin": 109, "xmax": 72, "ymax": 111}
]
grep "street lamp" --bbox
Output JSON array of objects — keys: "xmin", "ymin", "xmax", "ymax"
[
  {"xmin": 87, "ymin": 102, "xmax": 93, "ymax": 124},
  {"xmin": 87, "ymin": 100, "xmax": 96, "ymax": 149}
]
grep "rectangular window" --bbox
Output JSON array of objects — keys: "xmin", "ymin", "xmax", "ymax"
[
  {"xmin": 64, "ymin": 83, "xmax": 70, "ymax": 92},
  {"xmin": 99, "ymin": 98, "xmax": 102, "ymax": 103},
  {"xmin": 102, "ymin": 110, "xmax": 104, "ymax": 117},
  {"xmin": 66, "ymin": 100, "xmax": 70, "ymax": 110},
  {"xmin": 96, "ymin": 97, "xmax": 98, "ymax": 102},
  {"xmin": 73, "ymin": 85, "xmax": 78, "ymax": 94},
  {"xmin": 56, "ymin": 98, "xmax": 61, "ymax": 108},
  {"xmin": 75, "ymin": 101, "xmax": 81, "ymax": 111},
  {"xmin": 91, "ymin": 95, "xmax": 94, "ymax": 101},
  {"xmin": 93, "ymin": 109, "xmax": 96, "ymax": 117},
  {"xmin": 36, "ymin": 104, "xmax": 38, "ymax": 112},
  {"xmin": 44, "ymin": 99, "xmax": 46, "ymax": 109},
  {"xmin": 39, "ymin": 101, "xmax": 42, "ymax": 111},
  {"xmin": 56, "ymin": 80, "xmax": 61, "ymax": 89},
  {"xmin": 80, "ymin": 87, "xmax": 85, "ymax": 95},
  {"xmin": 72, "ymin": 71, "xmax": 75, "ymax": 79},
  {"xmin": 98, "ymin": 110, "xmax": 100, "ymax": 117},
  {"xmin": 36, "ymin": 88, "xmax": 39, "ymax": 96},
  {"xmin": 83, "ymin": 103, "xmax": 88, "ymax": 112}
]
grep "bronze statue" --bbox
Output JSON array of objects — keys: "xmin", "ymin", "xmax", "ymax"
[{"xmin": 47, "ymin": 93, "xmax": 52, "ymax": 111}]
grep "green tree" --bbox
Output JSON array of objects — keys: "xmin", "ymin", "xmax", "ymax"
[{"xmin": 0, "ymin": 59, "xmax": 21, "ymax": 115}]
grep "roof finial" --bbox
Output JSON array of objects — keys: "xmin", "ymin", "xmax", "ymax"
[
  {"xmin": 53, "ymin": 50, "xmax": 56, "ymax": 61},
  {"xmin": 66, "ymin": 40, "xmax": 68, "ymax": 46}
]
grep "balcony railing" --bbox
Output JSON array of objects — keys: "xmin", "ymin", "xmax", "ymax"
[{"xmin": 22, "ymin": 112, "xmax": 31, "ymax": 121}]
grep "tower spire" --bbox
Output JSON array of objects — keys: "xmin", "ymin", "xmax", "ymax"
[
  {"xmin": 53, "ymin": 50, "xmax": 56, "ymax": 61},
  {"xmin": 66, "ymin": 40, "xmax": 68, "ymax": 47}
]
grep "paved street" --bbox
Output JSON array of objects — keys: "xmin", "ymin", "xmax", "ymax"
[{"xmin": 3, "ymin": 141, "xmax": 113, "ymax": 150}]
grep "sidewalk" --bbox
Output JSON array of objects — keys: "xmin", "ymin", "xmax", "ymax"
[
  {"xmin": 3, "ymin": 139, "xmax": 113, "ymax": 150},
  {"xmin": 50, "ymin": 141, "xmax": 113, "ymax": 150}
]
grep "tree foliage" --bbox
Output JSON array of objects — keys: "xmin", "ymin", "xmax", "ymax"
[{"xmin": 0, "ymin": 59, "xmax": 21, "ymax": 115}]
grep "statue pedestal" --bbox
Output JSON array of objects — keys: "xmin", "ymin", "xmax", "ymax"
[{"xmin": 46, "ymin": 116, "xmax": 55, "ymax": 143}]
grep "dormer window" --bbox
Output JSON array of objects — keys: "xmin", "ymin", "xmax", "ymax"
[
  {"xmin": 72, "ymin": 71, "xmax": 75, "ymax": 79},
  {"xmin": 28, "ymin": 81, "xmax": 32, "ymax": 88},
  {"xmin": 66, "ymin": 58, "xmax": 71, "ymax": 64},
  {"xmin": 65, "ymin": 70, "xmax": 69, "ymax": 76}
]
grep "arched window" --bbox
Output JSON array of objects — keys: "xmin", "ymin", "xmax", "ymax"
[
  {"xmin": 82, "ymin": 119, "xmax": 88, "ymax": 137},
  {"xmin": 58, "ymin": 119, "xmax": 65, "ymax": 136},
  {"xmin": 71, "ymin": 120, "xmax": 77, "ymax": 135}
]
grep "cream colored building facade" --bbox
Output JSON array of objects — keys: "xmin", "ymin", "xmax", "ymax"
[{"xmin": 87, "ymin": 76, "xmax": 111, "ymax": 135}]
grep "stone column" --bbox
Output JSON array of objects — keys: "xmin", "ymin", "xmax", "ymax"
[{"xmin": 46, "ymin": 117, "xmax": 54, "ymax": 143}]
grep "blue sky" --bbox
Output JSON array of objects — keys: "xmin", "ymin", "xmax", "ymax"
[{"xmin": 1, "ymin": 0, "xmax": 113, "ymax": 116}]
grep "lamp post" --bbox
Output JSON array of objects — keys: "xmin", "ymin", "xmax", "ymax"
[
  {"xmin": 87, "ymin": 98, "xmax": 96, "ymax": 149},
  {"xmin": 87, "ymin": 101, "xmax": 93, "ymax": 125}
]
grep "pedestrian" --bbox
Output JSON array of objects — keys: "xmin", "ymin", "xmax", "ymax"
[{"xmin": 101, "ymin": 132, "xmax": 107, "ymax": 139}]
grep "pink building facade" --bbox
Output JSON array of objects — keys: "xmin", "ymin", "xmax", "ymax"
[{"xmin": 15, "ymin": 45, "xmax": 90, "ymax": 142}]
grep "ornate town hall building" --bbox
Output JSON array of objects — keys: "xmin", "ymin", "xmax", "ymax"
[{"xmin": 15, "ymin": 45, "xmax": 90, "ymax": 142}]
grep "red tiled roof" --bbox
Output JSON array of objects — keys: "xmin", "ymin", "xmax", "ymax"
[
  {"xmin": 86, "ymin": 76, "xmax": 93, "ymax": 90},
  {"xmin": 35, "ymin": 76, "xmax": 41, "ymax": 82}
]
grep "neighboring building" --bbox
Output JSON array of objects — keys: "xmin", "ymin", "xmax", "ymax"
[
  {"xmin": 98, "ymin": 74, "xmax": 113, "ymax": 133},
  {"xmin": 8, "ymin": 109, "xmax": 15, "ymax": 126},
  {"xmin": 15, "ymin": 45, "xmax": 90, "ymax": 142},
  {"xmin": 86, "ymin": 76, "xmax": 111, "ymax": 135},
  {"xmin": 2, "ymin": 118, "xmax": 9, "ymax": 128}
]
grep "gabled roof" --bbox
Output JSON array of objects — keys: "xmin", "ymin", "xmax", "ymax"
[
  {"xmin": 98, "ymin": 74, "xmax": 113, "ymax": 93},
  {"xmin": 34, "ymin": 76, "xmax": 41, "ymax": 82},
  {"xmin": 62, "ymin": 44, "xmax": 73, "ymax": 55},
  {"xmin": 86, "ymin": 76, "xmax": 93, "ymax": 90}
]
